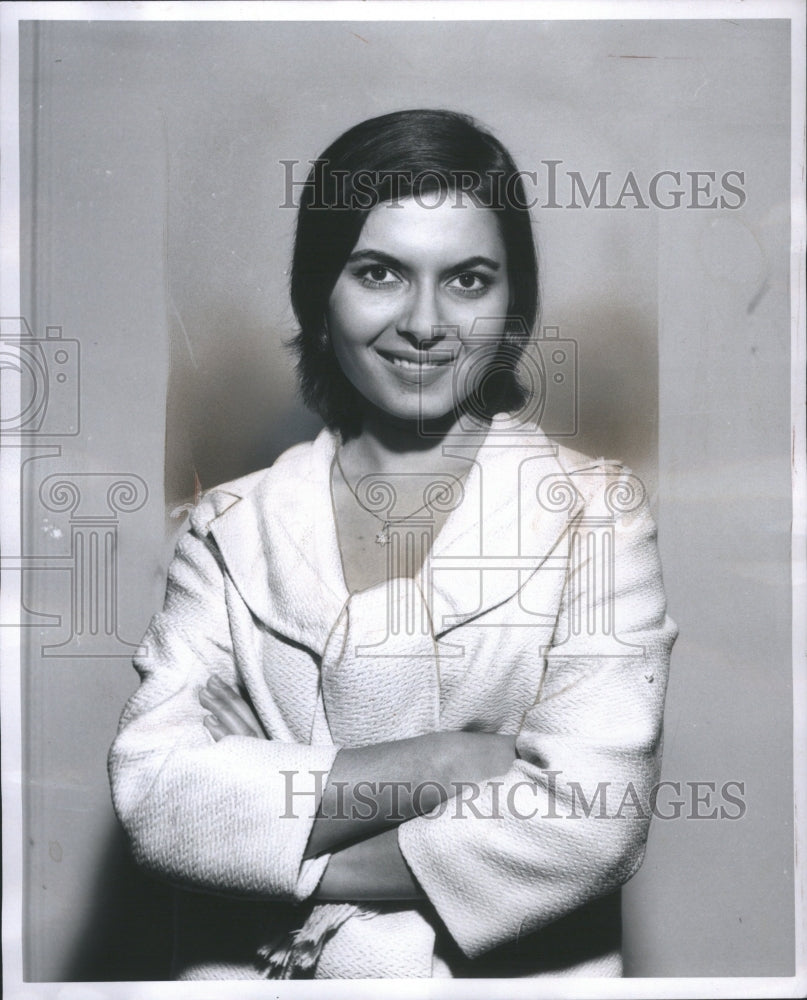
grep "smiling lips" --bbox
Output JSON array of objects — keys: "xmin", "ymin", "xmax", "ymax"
[{"xmin": 375, "ymin": 348, "xmax": 457, "ymax": 370}]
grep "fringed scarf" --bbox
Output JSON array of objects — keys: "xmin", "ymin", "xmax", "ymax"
[{"xmin": 257, "ymin": 903, "xmax": 377, "ymax": 978}]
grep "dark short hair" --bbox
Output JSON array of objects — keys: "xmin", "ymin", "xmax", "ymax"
[{"xmin": 289, "ymin": 109, "xmax": 540, "ymax": 437}]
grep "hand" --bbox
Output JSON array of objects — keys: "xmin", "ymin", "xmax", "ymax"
[{"xmin": 198, "ymin": 675, "xmax": 266, "ymax": 741}]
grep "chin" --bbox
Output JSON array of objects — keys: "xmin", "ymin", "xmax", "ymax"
[
  {"xmin": 369, "ymin": 390, "xmax": 483, "ymax": 432},
  {"xmin": 391, "ymin": 393, "xmax": 454, "ymax": 423}
]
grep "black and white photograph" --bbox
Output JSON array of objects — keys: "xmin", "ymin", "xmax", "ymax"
[{"xmin": 1, "ymin": 1, "xmax": 804, "ymax": 995}]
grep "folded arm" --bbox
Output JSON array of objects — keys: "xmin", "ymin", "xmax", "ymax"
[
  {"xmin": 396, "ymin": 493, "xmax": 678, "ymax": 958},
  {"xmin": 108, "ymin": 529, "xmax": 338, "ymax": 902},
  {"xmin": 111, "ymin": 525, "xmax": 517, "ymax": 904},
  {"xmin": 202, "ymin": 675, "xmax": 517, "ymax": 898}
]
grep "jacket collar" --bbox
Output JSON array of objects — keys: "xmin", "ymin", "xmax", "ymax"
[{"xmin": 196, "ymin": 418, "xmax": 586, "ymax": 656}]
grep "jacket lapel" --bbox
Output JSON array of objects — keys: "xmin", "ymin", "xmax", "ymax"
[
  {"xmin": 423, "ymin": 421, "xmax": 585, "ymax": 636},
  {"xmin": 199, "ymin": 430, "xmax": 348, "ymax": 657},
  {"xmin": 194, "ymin": 419, "xmax": 588, "ymax": 652}
]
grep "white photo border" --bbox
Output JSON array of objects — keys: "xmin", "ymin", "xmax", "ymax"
[{"xmin": 1, "ymin": 2, "xmax": 805, "ymax": 998}]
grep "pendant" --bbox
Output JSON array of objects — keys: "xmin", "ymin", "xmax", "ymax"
[{"xmin": 375, "ymin": 523, "xmax": 390, "ymax": 546}]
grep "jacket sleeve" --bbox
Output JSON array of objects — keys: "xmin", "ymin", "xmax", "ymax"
[
  {"xmin": 397, "ymin": 486, "xmax": 678, "ymax": 959},
  {"xmin": 107, "ymin": 525, "xmax": 338, "ymax": 901}
]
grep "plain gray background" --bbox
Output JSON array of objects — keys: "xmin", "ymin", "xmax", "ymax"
[{"xmin": 17, "ymin": 17, "xmax": 793, "ymax": 981}]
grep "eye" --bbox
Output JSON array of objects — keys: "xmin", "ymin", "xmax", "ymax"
[
  {"xmin": 356, "ymin": 264, "xmax": 401, "ymax": 289},
  {"xmin": 447, "ymin": 271, "xmax": 491, "ymax": 297}
]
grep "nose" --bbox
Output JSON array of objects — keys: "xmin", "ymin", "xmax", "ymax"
[{"xmin": 396, "ymin": 283, "xmax": 447, "ymax": 349}]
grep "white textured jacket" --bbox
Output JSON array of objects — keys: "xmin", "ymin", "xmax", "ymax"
[{"xmin": 108, "ymin": 418, "xmax": 678, "ymax": 979}]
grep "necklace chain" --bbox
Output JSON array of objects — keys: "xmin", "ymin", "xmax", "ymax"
[{"xmin": 334, "ymin": 449, "xmax": 439, "ymax": 546}]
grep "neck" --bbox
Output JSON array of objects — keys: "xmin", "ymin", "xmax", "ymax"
[{"xmin": 341, "ymin": 403, "xmax": 492, "ymax": 475}]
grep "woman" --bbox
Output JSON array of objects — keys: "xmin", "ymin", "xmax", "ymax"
[{"xmin": 108, "ymin": 109, "xmax": 677, "ymax": 979}]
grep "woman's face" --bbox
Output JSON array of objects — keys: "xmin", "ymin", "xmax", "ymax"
[{"xmin": 326, "ymin": 192, "xmax": 510, "ymax": 426}]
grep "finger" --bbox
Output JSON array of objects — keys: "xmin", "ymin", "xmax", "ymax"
[
  {"xmin": 203, "ymin": 714, "xmax": 227, "ymax": 742},
  {"xmin": 207, "ymin": 676, "xmax": 264, "ymax": 737},
  {"xmin": 198, "ymin": 686, "xmax": 256, "ymax": 737}
]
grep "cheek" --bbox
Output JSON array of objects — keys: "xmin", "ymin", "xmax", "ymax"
[
  {"xmin": 326, "ymin": 292, "xmax": 382, "ymax": 387},
  {"xmin": 457, "ymin": 309, "xmax": 509, "ymax": 350},
  {"xmin": 327, "ymin": 282, "xmax": 389, "ymax": 345},
  {"xmin": 326, "ymin": 280, "xmax": 352, "ymax": 335},
  {"xmin": 455, "ymin": 285, "xmax": 511, "ymax": 332}
]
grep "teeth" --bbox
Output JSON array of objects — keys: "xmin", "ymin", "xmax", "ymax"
[{"xmin": 388, "ymin": 356, "xmax": 447, "ymax": 369}]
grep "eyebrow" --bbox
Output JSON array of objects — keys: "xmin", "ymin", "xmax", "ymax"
[{"xmin": 346, "ymin": 249, "xmax": 501, "ymax": 272}]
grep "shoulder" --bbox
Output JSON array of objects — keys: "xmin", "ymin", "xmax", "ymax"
[
  {"xmin": 525, "ymin": 425, "xmax": 648, "ymax": 523},
  {"xmin": 187, "ymin": 432, "xmax": 332, "ymax": 534},
  {"xmin": 494, "ymin": 415, "xmax": 624, "ymax": 474},
  {"xmin": 554, "ymin": 441, "xmax": 629, "ymax": 496}
]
